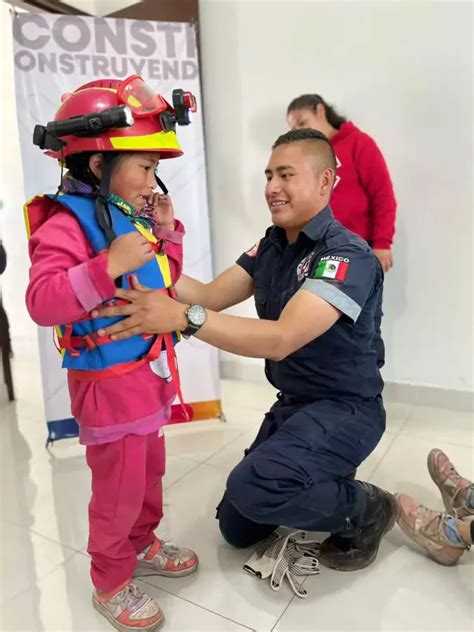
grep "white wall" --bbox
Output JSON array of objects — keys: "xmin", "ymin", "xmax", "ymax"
[{"xmin": 199, "ymin": 0, "xmax": 473, "ymax": 392}]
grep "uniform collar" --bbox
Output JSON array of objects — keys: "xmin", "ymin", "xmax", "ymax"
[
  {"xmin": 300, "ymin": 206, "xmax": 334, "ymax": 242},
  {"xmin": 268, "ymin": 205, "xmax": 334, "ymax": 249}
]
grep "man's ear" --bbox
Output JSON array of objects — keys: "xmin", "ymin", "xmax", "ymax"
[
  {"xmin": 88, "ymin": 153, "xmax": 104, "ymax": 179},
  {"xmin": 320, "ymin": 167, "xmax": 335, "ymax": 195}
]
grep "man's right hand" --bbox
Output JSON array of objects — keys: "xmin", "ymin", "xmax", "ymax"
[{"xmin": 107, "ymin": 232, "xmax": 155, "ymax": 280}]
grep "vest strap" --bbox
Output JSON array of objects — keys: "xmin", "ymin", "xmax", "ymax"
[
  {"xmin": 162, "ymin": 331, "xmax": 189, "ymax": 420},
  {"xmin": 68, "ymin": 333, "xmax": 164, "ymax": 381},
  {"xmin": 59, "ymin": 331, "xmax": 113, "ymax": 352},
  {"xmin": 59, "ymin": 289, "xmax": 176, "ymax": 356}
]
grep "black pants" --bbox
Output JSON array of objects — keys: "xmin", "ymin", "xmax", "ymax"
[{"xmin": 217, "ymin": 396, "xmax": 385, "ymax": 548}]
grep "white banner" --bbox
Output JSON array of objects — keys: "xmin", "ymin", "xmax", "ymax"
[{"xmin": 12, "ymin": 12, "xmax": 221, "ymax": 436}]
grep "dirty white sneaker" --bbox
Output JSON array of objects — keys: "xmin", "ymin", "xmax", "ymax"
[
  {"xmin": 92, "ymin": 580, "xmax": 164, "ymax": 631},
  {"xmin": 133, "ymin": 537, "xmax": 199, "ymax": 578}
]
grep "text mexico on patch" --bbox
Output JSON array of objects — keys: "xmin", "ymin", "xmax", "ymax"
[{"xmin": 313, "ymin": 256, "xmax": 350, "ymax": 281}]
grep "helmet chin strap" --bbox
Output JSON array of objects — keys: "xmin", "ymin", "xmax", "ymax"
[
  {"xmin": 52, "ymin": 147, "xmax": 66, "ymax": 201},
  {"xmin": 154, "ymin": 173, "xmax": 168, "ymax": 195},
  {"xmin": 95, "ymin": 153, "xmax": 118, "ymax": 244}
]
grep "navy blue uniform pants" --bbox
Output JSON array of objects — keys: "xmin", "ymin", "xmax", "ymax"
[{"xmin": 216, "ymin": 396, "xmax": 386, "ymax": 548}]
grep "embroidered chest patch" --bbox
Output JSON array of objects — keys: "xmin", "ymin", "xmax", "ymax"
[{"xmin": 296, "ymin": 252, "xmax": 314, "ymax": 281}]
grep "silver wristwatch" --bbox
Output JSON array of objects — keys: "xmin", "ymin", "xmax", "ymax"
[{"xmin": 181, "ymin": 304, "xmax": 207, "ymax": 338}]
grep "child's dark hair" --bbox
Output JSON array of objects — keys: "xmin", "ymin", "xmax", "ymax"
[
  {"xmin": 287, "ymin": 94, "xmax": 347, "ymax": 130},
  {"xmin": 64, "ymin": 152, "xmax": 101, "ymax": 187}
]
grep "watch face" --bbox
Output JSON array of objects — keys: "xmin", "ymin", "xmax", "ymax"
[{"xmin": 188, "ymin": 304, "xmax": 207, "ymax": 327}]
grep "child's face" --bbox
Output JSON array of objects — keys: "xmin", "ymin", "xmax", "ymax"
[{"xmin": 109, "ymin": 152, "xmax": 160, "ymax": 210}]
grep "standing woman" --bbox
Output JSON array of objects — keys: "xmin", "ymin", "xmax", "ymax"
[{"xmin": 287, "ymin": 94, "xmax": 396, "ymax": 272}]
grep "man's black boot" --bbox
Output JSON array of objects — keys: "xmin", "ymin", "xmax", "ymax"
[{"xmin": 319, "ymin": 483, "xmax": 399, "ymax": 571}]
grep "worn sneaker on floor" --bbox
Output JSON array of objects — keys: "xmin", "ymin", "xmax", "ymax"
[
  {"xmin": 93, "ymin": 581, "xmax": 164, "ymax": 632},
  {"xmin": 396, "ymin": 493, "xmax": 470, "ymax": 566},
  {"xmin": 428, "ymin": 449, "xmax": 474, "ymax": 519},
  {"xmin": 133, "ymin": 537, "xmax": 199, "ymax": 578}
]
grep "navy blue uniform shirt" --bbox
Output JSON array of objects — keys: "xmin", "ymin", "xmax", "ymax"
[{"xmin": 236, "ymin": 206, "xmax": 384, "ymax": 401}]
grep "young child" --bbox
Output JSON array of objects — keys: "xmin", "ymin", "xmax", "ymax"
[{"xmin": 25, "ymin": 75, "xmax": 198, "ymax": 631}]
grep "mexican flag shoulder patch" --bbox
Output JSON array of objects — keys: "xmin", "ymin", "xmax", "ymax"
[{"xmin": 313, "ymin": 257, "xmax": 349, "ymax": 281}]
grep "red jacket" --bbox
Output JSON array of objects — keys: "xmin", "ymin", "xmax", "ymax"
[{"xmin": 330, "ymin": 121, "xmax": 396, "ymax": 249}]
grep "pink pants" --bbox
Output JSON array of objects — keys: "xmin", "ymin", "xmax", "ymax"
[{"xmin": 86, "ymin": 431, "xmax": 165, "ymax": 592}]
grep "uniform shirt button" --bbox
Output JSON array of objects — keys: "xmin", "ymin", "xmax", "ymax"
[{"xmin": 273, "ymin": 297, "xmax": 279, "ymax": 303}]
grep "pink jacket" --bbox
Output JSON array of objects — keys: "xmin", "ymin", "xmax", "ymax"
[{"xmin": 26, "ymin": 207, "xmax": 185, "ymax": 445}]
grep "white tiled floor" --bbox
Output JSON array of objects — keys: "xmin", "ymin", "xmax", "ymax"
[{"xmin": 1, "ymin": 345, "xmax": 473, "ymax": 631}]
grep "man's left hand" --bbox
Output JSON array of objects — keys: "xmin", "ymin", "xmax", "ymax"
[
  {"xmin": 373, "ymin": 248, "xmax": 393, "ymax": 273},
  {"xmin": 93, "ymin": 276, "xmax": 187, "ymax": 340}
]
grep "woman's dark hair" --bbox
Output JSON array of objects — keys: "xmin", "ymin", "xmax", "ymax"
[{"xmin": 287, "ymin": 94, "xmax": 347, "ymax": 130}]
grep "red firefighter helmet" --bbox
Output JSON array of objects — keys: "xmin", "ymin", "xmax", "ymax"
[{"xmin": 43, "ymin": 75, "xmax": 196, "ymax": 160}]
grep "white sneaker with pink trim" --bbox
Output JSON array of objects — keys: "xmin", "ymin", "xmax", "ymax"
[
  {"xmin": 133, "ymin": 537, "xmax": 199, "ymax": 578},
  {"xmin": 93, "ymin": 580, "xmax": 164, "ymax": 631}
]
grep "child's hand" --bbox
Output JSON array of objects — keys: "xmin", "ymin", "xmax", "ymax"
[
  {"xmin": 147, "ymin": 193, "xmax": 175, "ymax": 231},
  {"xmin": 107, "ymin": 232, "xmax": 155, "ymax": 280}
]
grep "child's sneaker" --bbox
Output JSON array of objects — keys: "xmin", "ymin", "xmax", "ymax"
[
  {"xmin": 93, "ymin": 580, "xmax": 164, "ymax": 631},
  {"xmin": 396, "ymin": 493, "xmax": 469, "ymax": 566},
  {"xmin": 133, "ymin": 537, "xmax": 199, "ymax": 578},
  {"xmin": 428, "ymin": 449, "xmax": 474, "ymax": 519}
]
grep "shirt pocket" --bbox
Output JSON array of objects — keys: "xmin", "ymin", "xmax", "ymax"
[{"xmin": 254, "ymin": 286, "xmax": 269, "ymax": 319}]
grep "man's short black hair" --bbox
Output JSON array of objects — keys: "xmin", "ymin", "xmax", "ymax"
[{"xmin": 272, "ymin": 128, "xmax": 337, "ymax": 173}]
